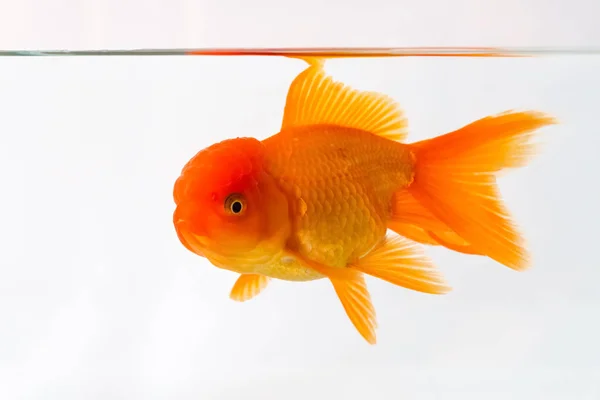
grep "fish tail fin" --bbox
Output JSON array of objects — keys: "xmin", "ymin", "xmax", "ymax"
[{"xmin": 403, "ymin": 110, "xmax": 557, "ymax": 270}]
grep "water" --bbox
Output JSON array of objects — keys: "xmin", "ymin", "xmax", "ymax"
[
  {"xmin": 2, "ymin": 46, "xmax": 600, "ymax": 57},
  {"xmin": 0, "ymin": 53, "xmax": 599, "ymax": 399}
]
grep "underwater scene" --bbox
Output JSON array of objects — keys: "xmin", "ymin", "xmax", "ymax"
[{"xmin": 1, "ymin": 51, "xmax": 599, "ymax": 398}]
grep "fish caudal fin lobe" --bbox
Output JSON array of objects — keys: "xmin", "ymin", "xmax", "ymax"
[
  {"xmin": 280, "ymin": 63, "xmax": 408, "ymax": 142},
  {"xmin": 351, "ymin": 235, "xmax": 451, "ymax": 295},
  {"xmin": 230, "ymin": 274, "xmax": 270, "ymax": 302},
  {"xmin": 407, "ymin": 111, "xmax": 557, "ymax": 270}
]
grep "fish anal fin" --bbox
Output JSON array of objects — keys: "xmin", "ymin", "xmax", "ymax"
[
  {"xmin": 351, "ymin": 235, "xmax": 451, "ymax": 295},
  {"xmin": 284, "ymin": 249, "xmax": 377, "ymax": 344},
  {"xmin": 281, "ymin": 65, "xmax": 408, "ymax": 142},
  {"xmin": 390, "ymin": 190, "xmax": 449, "ymax": 232},
  {"xmin": 389, "ymin": 191, "xmax": 485, "ymax": 255},
  {"xmin": 388, "ymin": 222, "xmax": 440, "ymax": 246},
  {"xmin": 230, "ymin": 274, "xmax": 270, "ymax": 302},
  {"xmin": 427, "ymin": 231, "xmax": 483, "ymax": 255}
]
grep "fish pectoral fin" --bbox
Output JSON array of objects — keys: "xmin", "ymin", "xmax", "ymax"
[
  {"xmin": 280, "ymin": 63, "xmax": 408, "ymax": 142},
  {"xmin": 351, "ymin": 234, "xmax": 452, "ymax": 295},
  {"xmin": 229, "ymin": 274, "xmax": 270, "ymax": 302},
  {"xmin": 285, "ymin": 250, "xmax": 378, "ymax": 345}
]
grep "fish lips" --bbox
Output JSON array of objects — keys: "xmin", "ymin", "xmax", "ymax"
[{"xmin": 173, "ymin": 208, "xmax": 207, "ymax": 257}]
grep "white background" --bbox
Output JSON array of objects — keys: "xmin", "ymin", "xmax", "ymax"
[{"xmin": 1, "ymin": 0, "xmax": 599, "ymax": 399}]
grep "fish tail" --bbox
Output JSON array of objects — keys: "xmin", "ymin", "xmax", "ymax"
[{"xmin": 403, "ymin": 110, "xmax": 557, "ymax": 270}]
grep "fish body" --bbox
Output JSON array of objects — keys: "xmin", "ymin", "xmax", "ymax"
[
  {"xmin": 262, "ymin": 124, "xmax": 414, "ymax": 277},
  {"xmin": 173, "ymin": 59, "xmax": 556, "ymax": 343}
]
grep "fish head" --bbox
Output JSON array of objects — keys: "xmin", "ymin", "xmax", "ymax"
[{"xmin": 173, "ymin": 137, "xmax": 290, "ymax": 269}]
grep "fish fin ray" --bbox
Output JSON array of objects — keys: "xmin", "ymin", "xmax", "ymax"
[
  {"xmin": 351, "ymin": 234, "xmax": 451, "ymax": 295},
  {"xmin": 407, "ymin": 110, "xmax": 557, "ymax": 270},
  {"xmin": 387, "ymin": 223, "xmax": 440, "ymax": 246},
  {"xmin": 426, "ymin": 230, "xmax": 483, "ymax": 255},
  {"xmin": 230, "ymin": 274, "xmax": 270, "ymax": 302},
  {"xmin": 280, "ymin": 65, "xmax": 408, "ymax": 141},
  {"xmin": 388, "ymin": 191, "xmax": 484, "ymax": 255}
]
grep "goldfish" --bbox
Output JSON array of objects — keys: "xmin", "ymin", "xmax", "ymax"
[{"xmin": 172, "ymin": 58, "xmax": 556, "ymax": 344}]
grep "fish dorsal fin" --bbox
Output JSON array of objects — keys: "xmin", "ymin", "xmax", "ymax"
[
  {"xmin": 286, "ymin": 55, "xmax": 326, "ymax": 68},
  {"xmin": 280, "ymin": 65, "xmax": 408, "ymax": 142}
]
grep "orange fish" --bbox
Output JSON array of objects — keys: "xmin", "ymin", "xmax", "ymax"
[{"xmin": 172, "ymin": 59, "xmax": 556, "ymax": 343}]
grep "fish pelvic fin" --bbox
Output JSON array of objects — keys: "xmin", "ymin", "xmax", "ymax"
[
  {"xmin": 285, "ymin": 249, "xmax": 378, "ymax": 344},
  {"xmin": 406, "ymin": 110, "xmax": 557, "ymax": 271},
  {"xmin": 328, "ymin": 271, "xmax": 378, "ymax": 345}
]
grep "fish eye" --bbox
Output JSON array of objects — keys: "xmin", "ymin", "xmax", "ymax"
[
  {"xmin": 231, "ymin": 201, "xmax": 242, "ymax": 214},
  {"xmin": 224, "ymin": 193, "xmax": 246, "ymax": 215}
]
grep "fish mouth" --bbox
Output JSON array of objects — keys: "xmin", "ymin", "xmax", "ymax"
[
  {"xmin": 183, "ymin": 232, "xmax": 208, "ymax": 258},
  {"xmin": 174, "ymin": 217, "xmax": 207, "ymax": 257},
  {"xmin": 190, "ymin": 233, "xmax": 209, "ymax": 247}
]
